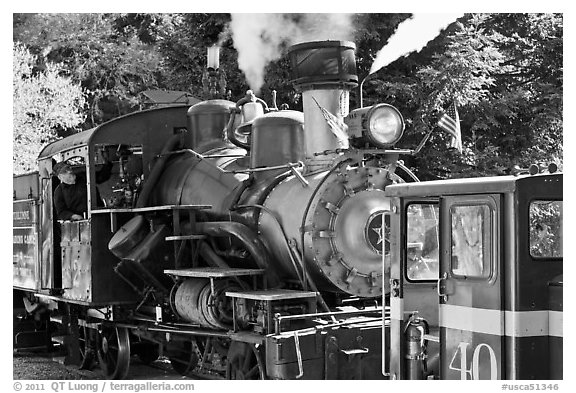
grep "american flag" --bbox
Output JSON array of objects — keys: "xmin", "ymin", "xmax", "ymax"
[
  {"xmin": 311, "ymin": 96, "xmax": 349, "ymax": 149},
  {"xmin": 437, "ymin": 102, "xmax": 462, "ymax": 153}
]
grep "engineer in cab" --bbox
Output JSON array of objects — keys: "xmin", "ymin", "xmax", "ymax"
[{"xmin": 53, "ymin": 160, "xmax": 112, "ymax": 221}]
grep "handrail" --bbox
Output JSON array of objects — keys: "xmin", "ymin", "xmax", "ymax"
[{"xmin": 274, "ymin": 307, "xmax": 387, "ymax": 334}]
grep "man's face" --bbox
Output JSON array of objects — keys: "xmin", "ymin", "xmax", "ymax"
[{"xmin": 58, "ymin": 170, "xmax": 76, "ymax": 185}]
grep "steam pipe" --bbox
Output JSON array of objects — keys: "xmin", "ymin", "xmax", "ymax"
[
  {"xmin": 197, "ymin": 210, "xmax": 253, "ymax": 228},
  {"xmin": 195, "ymin": 222, "xmax": 268, "ymax": 269},
  {"xmin": 224, "ymin": 161, "xmax": 304, "ymax": 174},
  {"xmin": 289, "ymin": 242, "xmax": 334, "ymax": 318},
  {"xmin": 226, "ymin": 91, "xmax": 270, "ymax": 150},
  {"xmin": 225, "ymin": 108, "xmax": 247, "ymax": 149},
  {"xmin": 156, "ymin": 149, "xmax": 202, "ymax": 159},
  {"xmin": 199, "ymin": 241, "xmax": 230, "ymax": 269},
  {"xmin": 234, "ymin": 204, "xmax": 305, "ymax": 286},
  {"xmin": 396, "ymin": 161, "xmax": 420, "ymax": 182},
  {"xmin": 136, "ymin": 132, "xmax": 185, "ymax": 208},
  {"xmin": 359, "ymin": 73, "xmax": 377, "ymax": 109},
  {"xmin": 194, "ymin": 221, "xmax": 279, "ymax": 286},
  {"xmin": 198, "ymin": 242, "xmax": 250, "ymax": 290}
]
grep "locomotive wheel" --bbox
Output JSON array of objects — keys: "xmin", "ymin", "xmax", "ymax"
[
  {"xmin": 168, "ymin": 340, "xmax": 198, "ymax": 377},
  {"xmin": 226, "ymin": 342, "xmax": 265, "ymax": 380},
  {"xmin": 97, "ymin": 326, "xmax": 130, "ymax": 379},
  {"xmin": 78, "ymin": 324, "xmax": 96, "ymax": 370}
]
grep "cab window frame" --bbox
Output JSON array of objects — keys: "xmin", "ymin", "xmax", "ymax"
[
  {"xmin": 448, "ymin": 199, "xmax": 496, "ymax": 281},
  {"xmin": 404, "ymin": 200, "xmax": 440, "ymax": 283},
  {"xmin": 528, "ymin": 198, "xmax": 563, "ymax": 260}
]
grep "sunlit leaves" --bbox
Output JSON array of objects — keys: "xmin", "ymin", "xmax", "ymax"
[
  {"xmin": 14, "ymin": 13, "xmax": 163, "ymax": 127},
  {"xmin": 13, "ymin": 43, "xmax": 86, "ymax": 174}
]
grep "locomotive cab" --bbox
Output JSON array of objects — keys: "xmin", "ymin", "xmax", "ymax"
[
  {"xmin": 384, "ymin": 171, "xmax": 563, "ymax": 380},
  {"xmin": 26, "ymin": 105, "xmax": 192, "ymax": 304}
]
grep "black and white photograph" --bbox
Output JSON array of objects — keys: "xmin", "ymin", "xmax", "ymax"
[{"xmin": 8, "ymin": 4, "xmax": 567, "ymax": 388}]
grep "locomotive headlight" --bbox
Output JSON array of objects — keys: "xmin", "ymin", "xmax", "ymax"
[
  {"xmin": 367, "ymin": 104, "xmax": 404, "ymax": 146},
  {"xmin": 345, "ymin": 103, "xmax": 405, "ymax": 148}
]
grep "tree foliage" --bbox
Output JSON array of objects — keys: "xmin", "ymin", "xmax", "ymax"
[
  {"xmin": 13, "ymin": 43, "xmax": 86, "ymax": 174},
  {"xmin": 370, "ymin": 13, "xmax": 562, "ymax": 179},
  {"xmin": 13, "ymin": 13, "xmax": 562, "ymax": 179},
  {"xmin": 14, "ymin": 13, "xmax": 164, "ymax": 128}
]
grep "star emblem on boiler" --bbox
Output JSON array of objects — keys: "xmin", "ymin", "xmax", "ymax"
[
  {"xmin": 371, "ymin": 226, "xmax": 383, "ymax": 246},
  {"xmin": 366, "ymin": 211, "xmax": 386, "ymax": 254}
]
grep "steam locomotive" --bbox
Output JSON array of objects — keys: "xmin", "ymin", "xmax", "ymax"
[{"xmin": 13, "ymin": 40, "xmax": 563, "ymax": 380}]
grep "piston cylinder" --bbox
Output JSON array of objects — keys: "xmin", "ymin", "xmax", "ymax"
[{"xmin": 172, "ymin": 278, "xmax": 242, "ymax": 329}]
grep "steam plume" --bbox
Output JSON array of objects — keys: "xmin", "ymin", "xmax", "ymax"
[
  {"xmin": 229, "ymin": 13, "xmax": 354, "ymax": 93},
  {"xmin": 369, "ymin": 13, "xmax": 464, "ymax": 74}
]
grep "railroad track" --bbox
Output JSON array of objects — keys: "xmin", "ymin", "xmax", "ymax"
[{"xmin": 13, "ymin": 348, "xmax": 193, "ymax": 380}]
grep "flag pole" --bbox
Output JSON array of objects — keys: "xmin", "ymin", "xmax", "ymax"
[{"xmin": 414, "ymin": 126, "xmax": 434, "ymax": 154}]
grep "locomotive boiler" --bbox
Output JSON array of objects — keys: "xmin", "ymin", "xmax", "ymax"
[
  {"xmin": 111, "ymin": 41, "xmax": 411, "ymax": 363},
  {"xmin": 142, "ymin": 41, "xmax": 403, "ymax": 301}
]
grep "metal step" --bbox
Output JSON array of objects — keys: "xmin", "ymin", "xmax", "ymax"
[{"xmin": 164, "ymin": 267, "xmax": 265, "ymax": 278}]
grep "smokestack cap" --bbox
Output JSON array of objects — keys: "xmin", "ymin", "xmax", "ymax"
[{"xmin": 287, "ymin": 40, "xmax": 358, "ymax": 89}]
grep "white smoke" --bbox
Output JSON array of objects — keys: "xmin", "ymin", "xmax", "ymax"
[
  {"xmin": 229, "ymin": 13, "xmax": 354, "ymax": 93},
  {"xmin": 369, "ymin": 13, "xmax": 464, "ymax": 74}
]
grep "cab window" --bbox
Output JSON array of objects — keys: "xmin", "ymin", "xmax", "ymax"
[
  {"xmin": 406, "ymin": 203, "xmax": 439, "ymax": 281},
  {"xmin": 94, "ymin": 144, "xmax": 143, "ymax": 208},
  {"xmin": 529, "ymin": 200, "xmax": 562, "ymax": 259},
  {"xmin": 450, "ymin": 204, "xmax": 492, "ymax": 279}
]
